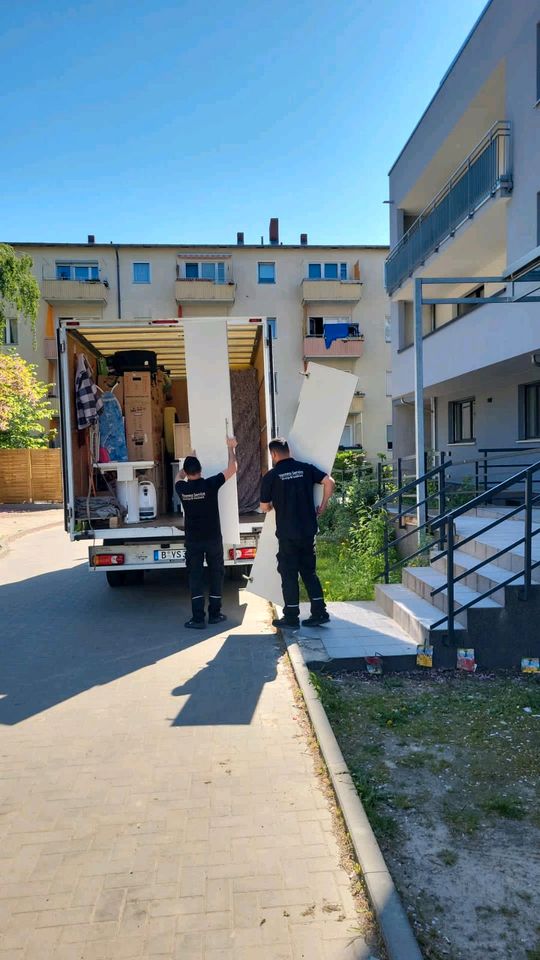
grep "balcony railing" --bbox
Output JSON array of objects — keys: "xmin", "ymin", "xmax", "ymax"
[
  {"xmin": 385, "ymin": 120, "xmax": 512, "ymax": 295},
  {"xmin": 41, "ymin": 278, "xmax": 109, "ymax": 303},
  {"xmin": 303, "ymin": 335, "xmax": 364, "ymax": 359},
  {"xmin": 301, "ymin": 278, "xmax": 362, "ymax": 303},
  {"xmin": 175, "ymin": 279, "xmax": 236, "ymax": 303}
]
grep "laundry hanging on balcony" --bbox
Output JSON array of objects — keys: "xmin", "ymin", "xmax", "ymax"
[{"xmin": 323, "ymin": 322, "xmax": 350, "ymax": 349}]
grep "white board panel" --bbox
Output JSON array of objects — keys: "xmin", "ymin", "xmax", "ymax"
[
  {"xmin": 183, "ymin": 320, "xmax": 240, "ymax": 545},
  {"xmin": 249, "ymin": 362, "xmax": 358, "ymax": 605}
]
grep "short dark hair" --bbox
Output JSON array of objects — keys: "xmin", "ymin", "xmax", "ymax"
[
  {"xmin": 268, "ymin": 438, "xmax": 289, "ymax": 455},
  {"xmin": 183, "ymin": 456, "xmax": 202, "ymax": 476}
]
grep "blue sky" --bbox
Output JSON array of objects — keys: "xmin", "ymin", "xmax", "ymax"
[{"xmin": 1, "ymin": 0, "xmax": 487, "ymax": 246}]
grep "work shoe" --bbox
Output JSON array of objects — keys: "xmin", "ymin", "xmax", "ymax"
[
  {"xmin": 272, "ymin": 616, "xmax": 300, "ymax": 630},
  {"xmin": 208, "ymin": 613, "xmax": 227, "ymax": 625},
  {"xmin": 301, "ymin": 612, "xmax": 331, "ymax": 627},
  {"xmin": 185, "ymin": 618, "xmax": 206, "ymax": 629}
]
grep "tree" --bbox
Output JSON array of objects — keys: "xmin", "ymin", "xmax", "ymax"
[
  {"xmin": 0, "ymin": 350, "xmax": 55, "ymax": 448},
  {"xmin": 0, "ymin": 244, "xmax": 40, "ymax": 343}
]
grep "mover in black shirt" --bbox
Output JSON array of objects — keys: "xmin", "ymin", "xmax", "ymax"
[
  {"xmin": 260, "ymin": 438, "xmax": 335, "ymax": 629},
  {"xmin": 175, "ymin": 436, "xmax": 237, "ymax": 629}
]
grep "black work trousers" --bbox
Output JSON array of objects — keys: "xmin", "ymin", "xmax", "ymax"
[
  {"xmin": 185, "ymin": 538, "xmax": 224, "ymax": 621},
  {"xmin": 276, "ymin": 537, "xmax": 326, "ymax": 621}
]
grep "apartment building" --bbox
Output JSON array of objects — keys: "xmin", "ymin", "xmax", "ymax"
[
  {"xmin": 387, "ymin": 0, "xmax": 540, "ymax": 468},
  {"xmin": 4, "ymin": 224, "xmax": 391, "ymax": 457}
]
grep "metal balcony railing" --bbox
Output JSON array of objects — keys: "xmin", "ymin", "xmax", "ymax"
[{"xmin": 385, "ymin": 120, "xmax": 512, "ymax": 295}]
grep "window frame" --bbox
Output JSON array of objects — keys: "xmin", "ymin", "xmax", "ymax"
[
  {"xmin": 56, "ymin": 262, "xmax": 99, "ymax": 281},
  {"xmin": 184, "ymin": 261, "xmax": 226, "ymax": 283},
  {"xmin": 266, "ymin": 317, "xmax": 277, "ymax": 340},
  {"xmin": 132, "ymin": 261, "xmax": 151, "ymax": 284},
  {"xmin": 307, "ymin": 262, "xmax": 348, "ymax": 280},
  {"xmin": 307, "ymin": 316, "xmax": 359, "ymax": 338},
  {"xmin": 448, "ymin": 397, "xmax": 475, "ymax": 444},
  {"xmin": 519, "ymin": 380, "xmax": 540, "ymax": 440},
  {"xmin": 2, "ymin": 317, "xmax": 18, "ymax": 345},
  {"xmin": 258, "ymin": 261, "xmax": 276, "ymax": 284}
]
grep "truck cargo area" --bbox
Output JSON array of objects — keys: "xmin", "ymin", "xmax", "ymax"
[{"xmin": 58, "ymin": 317, "xmax": 273, "ymax": 574}]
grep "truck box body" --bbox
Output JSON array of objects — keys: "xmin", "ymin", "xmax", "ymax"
[{"xmin": 57, "ymin": 316, "xmax": 275, "ymax": 580}]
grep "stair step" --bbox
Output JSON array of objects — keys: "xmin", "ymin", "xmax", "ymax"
[
  {"xmin": 454, "ymin": 516, "xmax": 540, "ymax": 581},
  {"xmin": 375, "ymin": 583, "xmax": 465, "ymax": 645},
  {"xmin": 431, "ymin": 549, "xmax": 524, "ymax": 600},
  {"xmin": 402, "ymin": 567, "xmax": 501, "ymax": 621}
]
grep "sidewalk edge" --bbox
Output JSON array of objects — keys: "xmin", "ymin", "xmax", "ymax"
[
  {"xmin": 0, "ymin": 518, "xmax": 63, "ymax": 557},
  {"xmin": 284, "ymin": 632, "xmax": 424, "ymax": 960}
]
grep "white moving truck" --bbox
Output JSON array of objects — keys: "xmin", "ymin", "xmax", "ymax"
[{"xmin": 57, "ymin": 316, "xmax": 276, "ymax": 586}]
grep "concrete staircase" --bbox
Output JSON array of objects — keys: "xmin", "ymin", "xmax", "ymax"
[{"xmin": 376, "ymin": 507, "xmax": 540, "ymax": 669}]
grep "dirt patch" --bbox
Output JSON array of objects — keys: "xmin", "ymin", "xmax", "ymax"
[{"xmin": 312, "ymin": 669, "xmax": 540, "ymax": 960}]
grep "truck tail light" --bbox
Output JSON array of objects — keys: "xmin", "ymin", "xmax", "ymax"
[
  {"xmin": 93, "ymin": 553, "xmax": 125, "ymax": 566},
  {"xmin": 228, "ymin": 547, "xmax": 257, "ymax": 561}
]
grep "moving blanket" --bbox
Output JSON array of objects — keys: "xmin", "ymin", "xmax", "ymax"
[{"xmin": 231, "ymin": 368, "xmax": 261, "ymax": 513}]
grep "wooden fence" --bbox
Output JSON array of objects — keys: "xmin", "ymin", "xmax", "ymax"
[{"xmin": 0, "ymin": 449, "xmax": 63, "ymax": 503}]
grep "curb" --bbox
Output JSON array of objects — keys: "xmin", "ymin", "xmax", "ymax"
[
  {"xmin": 284, "ymin": 633, "xmax": 423, "ymax": 960},
  {"xmin": 0, "ymin": 518, "xmax": 63, "ymax": 558}
]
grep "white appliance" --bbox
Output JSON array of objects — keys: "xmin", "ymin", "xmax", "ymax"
[{"xmin": 138, "ymin": 480, "xmax": 157, "ymax": 521}]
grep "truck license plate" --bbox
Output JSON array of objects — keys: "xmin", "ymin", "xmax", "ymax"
[{"xmin": 153, "ymin": 549, "xmax": 186, "ymax": 562}]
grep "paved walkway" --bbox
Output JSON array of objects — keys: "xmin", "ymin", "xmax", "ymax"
[
  {"xmin": 0, "ymin": 528, "xmax": 377, "ymax": 960},
  {"xmin": 0, "ymin": 504, "xmax": 63, "ymax": 552}
]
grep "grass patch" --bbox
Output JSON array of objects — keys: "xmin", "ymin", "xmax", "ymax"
[
  {"xmin": 302, "ymin": 541, "xmax": 377, "ymax": 602},
  {"xmin": 436, "ymin": 848, "xmax": 458, "ymax": 866},
  {"xmin": 481, "ymin": 794, "xmax": 526, "ymax": 820}
]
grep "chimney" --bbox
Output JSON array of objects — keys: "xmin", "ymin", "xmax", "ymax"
[
  {"xmin": 269, "ymin": 218, "xmax": 279, "ymax": 245},
  {"xmin": 87, "ymin": 234, "xmax": 95, "ymax": 244},
  {"xmin": 237, "ymin": 231, "xmax": 244, "ymax": 245},
  {"xmin": 300, "ymin": 233, "xmax": 308, "ymax": 246}
]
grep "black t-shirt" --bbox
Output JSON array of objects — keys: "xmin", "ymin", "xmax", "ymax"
[
  {"xmin": 175, "ymin": 473, "xmax": 225, "ymax": 543},
  {"xmin": 260, "ymin": 458, "xmax": 326, "ymax": 540}
]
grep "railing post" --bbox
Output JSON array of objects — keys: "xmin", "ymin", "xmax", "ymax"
[
  {"xmin": 483, "ymin": 453, "xmax": 488, "ymax": 493},
  {"xmin": 446, "ymin": 520, "xmax": 455, "ymax": 644},
  {"xmin": 475, "ymin": 458, "xmax": 479, "ymax": 496},
  {"xmin": 397, "ymin": 458, "xmax": 404, "ymax": 529},
  {"xmin": 377, "ymin": 461, "xmax": 383, "ymax": 500},
  {"xmin": 523, "ymin": 469, "xmax": 533, "ymax": 601},
  {"xmin": 383, "ymin": 516, "xmax": 390, "ymax": 585}
]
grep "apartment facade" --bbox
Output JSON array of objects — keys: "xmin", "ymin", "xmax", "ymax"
[
  {"xmin": 387, "ymin": 0, "xmax": 540, "ymax": 468},
  {"xmin": 3, "ymin": 228, "xmax": 391, "ymax": 457}
]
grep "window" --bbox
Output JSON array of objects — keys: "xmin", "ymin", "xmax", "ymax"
[
  {"xmin": 456, "ymin": 284, "xmax": 484, "ymax": 318},
  {"xmin": 340, "ymin": 424, "xmax": 353, "ymax": 448},
  {"xmin": 307, "ymin": 262, "xmax": 347, "ymax": 280},
  {"xmin": 258, "ymin": 262, "xmax": 275, "ymax": 284},
  {"xmin": 449, "ymin": 398, "xmax": 475, "ymax": 443},
  {"xmin": 519, "ymin": 381, "xmax": 540, "ymax": 439},
  {"xmin": 184, "ymin": 261, "xmax": 226, "ymax": 282},
  {"xmin": 386, "ymin": 425, "xmax": 393, "ymax": 451},
  {"xmin": 267, "ymin": 317, "xmax": 277, "ymax": 339},
  {"xmin": 56, "ymin": 262, "xmax": 98, "ymax": 281},
  {"xmin": 133, "ymin": 262, "xmax": 151, "ymax": 283},
  {"xmin": 2, "ymin": 318, "xmax": 18, "ymax": 345},
  {"xmin": 384, "ymin": 315, "xmax": 391, "ymax": 343},
  {"xmin": 385, "ymin": 371, "xmax": 392, "ymax": 397}
]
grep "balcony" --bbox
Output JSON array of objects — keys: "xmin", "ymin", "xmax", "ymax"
[
  {"xmin": 175, "ymin": 279, "xmax": 236, "ymax": 303},
  {"xmin": 304, "ymin": 335, "xmax": 364, "ymax": 359},
  {"xmin": 41, "ymin": 278, "xmax": 109, "ymax": 304},
  {"xmin": 385, "ymin": 121, "xmax": 512, "ymax": 295},
  {"xmin": 301, "ymin": 279, "xmax": 362, "ymax": 304},
  {"xmin": 350, "ymin": 393, "xmax": 365, "ymax": 414}
]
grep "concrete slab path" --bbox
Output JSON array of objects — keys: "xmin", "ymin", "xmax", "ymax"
[{"xmin": 0, "ymin": 528, "xmax": 377, "ymax": 960}]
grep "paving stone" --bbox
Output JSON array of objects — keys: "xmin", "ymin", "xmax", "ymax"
[{"xmin": 0, "ymin": 531, "xmax": 374, "ymax": 958}]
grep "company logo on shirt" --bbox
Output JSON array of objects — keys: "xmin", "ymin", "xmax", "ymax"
[
  {"xmin": 279, "ymin": 470, "xmax": 304, "ymax": 481},
  {"xmin": 182, "ymin": 491, "xmax": 207, "ymax": 501}
]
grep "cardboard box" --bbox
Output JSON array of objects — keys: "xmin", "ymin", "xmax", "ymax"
[
  {"xmin": 124, "ymin": 372, "xmax": 152, "ymax": 399},
  {"xmin": 174, "ymin": 423, "xmax": 192, "ymax": 459},
  {"xmin": 125, "ymin": 398, "xmax": 158, "ymax": 461}
]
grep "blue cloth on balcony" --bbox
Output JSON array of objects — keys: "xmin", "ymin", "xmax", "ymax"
[{"xmin": 323, "ymin": 323, "xmax": 350, "ymax": 349}]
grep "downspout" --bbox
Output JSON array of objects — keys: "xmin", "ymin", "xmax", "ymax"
[{"xmin": 114, "ymin": 245, "xmax": 121, "ymax": 318}]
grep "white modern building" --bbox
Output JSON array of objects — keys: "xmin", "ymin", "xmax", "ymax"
[
  {"xmin": 3, "ymin": 223, "xmax": 392, "ymax": 457},
  {"xmin": 387, "ymin": 0, "xmax": 540, "ymax": 475}
]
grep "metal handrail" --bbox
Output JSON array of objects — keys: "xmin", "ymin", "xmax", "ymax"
[{"xmin": 430, "ymin": 460, "xmax": 540, "ymax": 638}]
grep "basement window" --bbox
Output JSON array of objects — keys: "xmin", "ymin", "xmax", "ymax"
[{"xmin": 449, "ymin": 398, "xmax": 475, "ymax": 443}]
